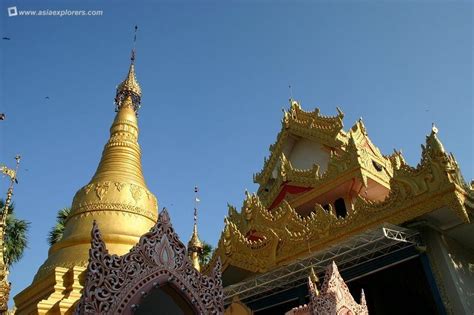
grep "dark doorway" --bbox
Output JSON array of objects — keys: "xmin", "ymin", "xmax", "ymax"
[
  {"xmin": 136, "ymin": 283, "xmax": 196, "ymax": 315},
  {"xmin": 334, "ymin": 198, "xmax": 347, "ymax": 218},
  {"xmin": 250, "ymin": 256, "xmax": 441, "ymax": 315},
  {"xmin": 348, "ymin": 257, "xmax": 440, "ymax": 315}
]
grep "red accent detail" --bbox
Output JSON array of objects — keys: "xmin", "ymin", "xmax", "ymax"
[
  {"xmin": 245, "ymin": 229, "xmax": 264, "ymax": 242},
  {"xmin": 269, "ymin": 184, "xmax": 312, "ymax": 210}
]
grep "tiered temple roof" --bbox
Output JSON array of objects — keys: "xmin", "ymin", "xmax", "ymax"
[{"xmin": 207, "ymin": 102, "xmax": 473, "ymax": 284}]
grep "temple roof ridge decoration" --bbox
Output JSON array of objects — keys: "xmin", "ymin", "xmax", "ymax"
[
  {"xmin": 76, "ymin": 208, "xmax": 224, "ymax": 314},
  {"xmin": 207, "ymin": 125, "xmax": 472, "ymax": 275}
]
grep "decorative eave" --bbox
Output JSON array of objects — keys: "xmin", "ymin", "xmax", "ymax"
[
  {"xmin": 253, "ymin": 101, "xmax": 347, "ymax": 188},
  {"xmin": 209, "ymin": 128, "xmax": 472, "ymax": 276}
]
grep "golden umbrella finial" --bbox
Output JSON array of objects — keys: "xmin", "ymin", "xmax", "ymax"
[{"xmin": 115, "ymin": 25, "xmax": 141, "ymax": 114}]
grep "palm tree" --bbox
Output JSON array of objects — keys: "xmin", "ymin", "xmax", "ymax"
[
  {"xmin": 48, "ymin": 207, "xmax": 71, "ymax": 246},
  {"xmin": 0, "ymin": 199, "xmax": 29, "ymax": 267},
  {"xmin": 199, "ymin": 241, "xmax": 214, "ymax": 266}
]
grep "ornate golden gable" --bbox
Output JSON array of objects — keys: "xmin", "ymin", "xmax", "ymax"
[
  {"xmin": 253, "ymin": 100, "xmax": 347, "ymax": 188},
  {"xmin": 254, "ymin": 103, "xmax": 397, "ymax": 208}
]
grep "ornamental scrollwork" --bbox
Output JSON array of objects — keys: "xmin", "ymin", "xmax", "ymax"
[
  {"xmin": 129, "ymin": 184, "xmax": 142, "ymax": 202},
  {"xmin": 114, "ymin": 182, "xmax": 125, "ymax": 192},
  {"xmin": 75, "ymin": 208, "xmax": 224, "ymax": 315}
]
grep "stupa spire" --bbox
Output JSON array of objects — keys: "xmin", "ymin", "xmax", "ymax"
[{"xmin": 28, "ymin": 31, "xmax": 158, "ymax": 284}]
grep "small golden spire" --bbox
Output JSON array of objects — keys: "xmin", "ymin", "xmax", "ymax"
[
  {"xmin": 189, "ymin": 224, "xmax": 203, "ymax": 251},
  {"xmin": 188, "ymin": 186, "xmax": 203, "ymax": 271},
  {"xmin": 309, "ymin": 266, "xmax": 320, "ymax": 296}
]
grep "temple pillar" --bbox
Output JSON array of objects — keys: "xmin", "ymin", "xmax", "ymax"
[{"xmin": 423, "ymin": 228, "xmax": 474, "ymax": 315}]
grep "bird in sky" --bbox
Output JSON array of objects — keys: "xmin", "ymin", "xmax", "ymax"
[
  {"xmin": 0, "ymin": 113, "xmax": 5, "ymax": 120},
  {"xmin": 2, "ymin": 37, "xmax": 11, "ymax": 40}
]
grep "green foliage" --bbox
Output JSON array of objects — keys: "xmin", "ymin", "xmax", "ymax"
[
  {"xmin": 47, "ymin": 207, "xmax": 71, "ymax": 246},
  {"xmin": 0, "ymin": 199, "xmax": 30, "ymax": 267},
  {"xmin": 199, "ymin": 241, "xmax": 214, "ymax": 266}
]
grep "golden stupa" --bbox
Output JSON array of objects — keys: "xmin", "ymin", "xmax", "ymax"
[{"xmin": 14, "ymin": 52, "xmax": 158, "ymax": 314}]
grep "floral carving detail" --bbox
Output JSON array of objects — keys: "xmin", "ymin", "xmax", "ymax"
[
  {"xmin": 75, "ymin": 209, "xmax": 224, "ymax": 315},
  {"xmin": 114, "ymin": 182, "xmax": 125, "ymax": 192},
  {"xmin": 129, "ymin": 184, "xmax": 142, "ymax": 202},
  {"xmin": 94, "ymin": 182, "xmax": 110, "ymax": 200},
  {"xmin": 84, "ymin": 184, "xmax": 94, "ymax": 194}
]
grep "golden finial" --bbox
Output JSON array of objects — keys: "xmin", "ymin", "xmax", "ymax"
[
  {"xmin": 427, "ymin": 123, "xmax": 445, "ymax": 153},
  {"xmin": 115, "ymin": 25, "xmax": 141, "ymax": 114}
]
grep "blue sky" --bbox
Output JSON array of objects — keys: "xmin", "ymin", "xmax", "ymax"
[{"xmin": 1, "ymin": 0, "xmax": 472, "ymax": 304}]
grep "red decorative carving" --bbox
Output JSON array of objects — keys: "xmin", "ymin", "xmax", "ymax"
[{"xmin": 75, "ymin": 209, "xmax": 224, "ymax": 314}]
